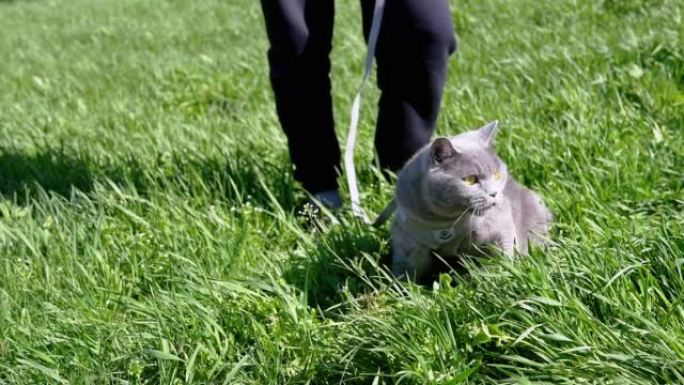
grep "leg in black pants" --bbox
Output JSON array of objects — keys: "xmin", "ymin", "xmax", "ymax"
[
  {"xmin": 260, "ymin": 0, "xmax": 339, "ymax": 194},
  {"xmin": 260, "ymin": 0, "xmax": 456, "ymax": 196},
  {"xmin": 361, "ymin": 0, "xmax": 457, "ymax": 172}
]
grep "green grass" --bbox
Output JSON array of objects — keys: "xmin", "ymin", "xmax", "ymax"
[{"xmin": 1, "ymin": 0, "xmax": 683, "ymax": 383}]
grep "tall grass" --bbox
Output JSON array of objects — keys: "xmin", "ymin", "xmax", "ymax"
[{"xmin": 1, "ymin": 0, "xmax": 683, "ymax": 383}]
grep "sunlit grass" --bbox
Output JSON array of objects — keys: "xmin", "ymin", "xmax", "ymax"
[{"xmin": 1, "ymin": 0, "xmax": 683, "ymax": 383}]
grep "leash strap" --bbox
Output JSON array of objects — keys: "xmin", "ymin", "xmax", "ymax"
[{"xmin": 344, "ymin": 0, "xmax": 386, "ymax": 224}]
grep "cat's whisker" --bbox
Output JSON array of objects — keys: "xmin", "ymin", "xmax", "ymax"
[
  {"xmin": 448, "ymin": 207, "xmax": 471, "ymax": 231},
  {"xmin": 467, "ymin": 206, "xmax": 479, "ymax": 232}
]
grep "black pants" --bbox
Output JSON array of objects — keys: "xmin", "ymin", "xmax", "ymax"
[{"xmin": 261, "ymin": 0, "xmax": 457, "ymax": 194}]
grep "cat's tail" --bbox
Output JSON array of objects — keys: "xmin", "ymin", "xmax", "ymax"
[{"xmin": 372, "ymin": 198, "xmax": 397, "ymax": 228}]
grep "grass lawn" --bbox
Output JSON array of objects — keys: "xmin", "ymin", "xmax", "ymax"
[{"xmin": 1, "ymin": 0, "xmax": 683, "ymax": 383}]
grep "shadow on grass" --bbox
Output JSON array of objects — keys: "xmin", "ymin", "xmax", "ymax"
[
  {"xmin": 282, "ymin": 224, "xmax": 476, "ymax": 310},
  {"xmin": 0, "ymin": 147, "xmax": 96, "ymax": 204},
  {"xmin": 0, "ymin": 145, "xmax": 298, "ymax": 211},
  {"xmin": 282, "ymin": 227, "xmax": 390, "ymax": 311},
  {"xmin": 150, "ymin": 149, "xmax": 298, "ymax": 211}
]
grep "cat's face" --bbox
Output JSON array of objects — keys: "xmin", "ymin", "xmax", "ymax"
[{"xmin": 424, "ymin": 121, "xmax": 508, "ymax": 215}]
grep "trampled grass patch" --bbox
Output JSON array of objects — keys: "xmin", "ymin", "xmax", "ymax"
[{"xmin": 1, "ymin": 0, "xmax": 683, "ymax": 383}]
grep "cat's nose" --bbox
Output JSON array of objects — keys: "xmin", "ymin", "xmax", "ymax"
[{"xmin": 489, "ymin": 192, "xmax": 497, "ymax": 198}]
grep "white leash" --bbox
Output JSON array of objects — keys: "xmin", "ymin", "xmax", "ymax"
[{"xmin": 344, "ymin": 0, "xmax": 386, "ymax": 224}]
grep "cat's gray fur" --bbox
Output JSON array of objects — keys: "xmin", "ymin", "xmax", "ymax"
[{"xmin": 391, "ymin": 121, "xmax": 552, "ymax": 279}]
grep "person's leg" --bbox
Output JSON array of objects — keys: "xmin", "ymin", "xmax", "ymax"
[
  {"xmin": 360, "ymin": 0, "xmax": 457, "ymax": 172},
  {"xmin": 260, "ymin": 0, "xmax": 340, "ymax": 196}
]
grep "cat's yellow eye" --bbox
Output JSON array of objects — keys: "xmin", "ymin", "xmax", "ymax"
[
  {"xmin": 463, "ymin": 175, "xmax": 478, "ymax": 185},
  {"xmin": 494, "ymin": 170, "xmax": 502, "ymax": 181}
]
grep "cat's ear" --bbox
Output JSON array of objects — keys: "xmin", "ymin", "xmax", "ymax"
[
  {"xmin": 431, "ymin": 137, "xmax": 458, "ymax": 164},
  {"xmin": 478, "ymin": 120, "xmax": 499, "ymax": 146}
]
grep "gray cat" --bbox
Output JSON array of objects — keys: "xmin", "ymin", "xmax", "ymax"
[{"xmin": 389, "ymin": 121, "xmax": 552, "ymax": 280}]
